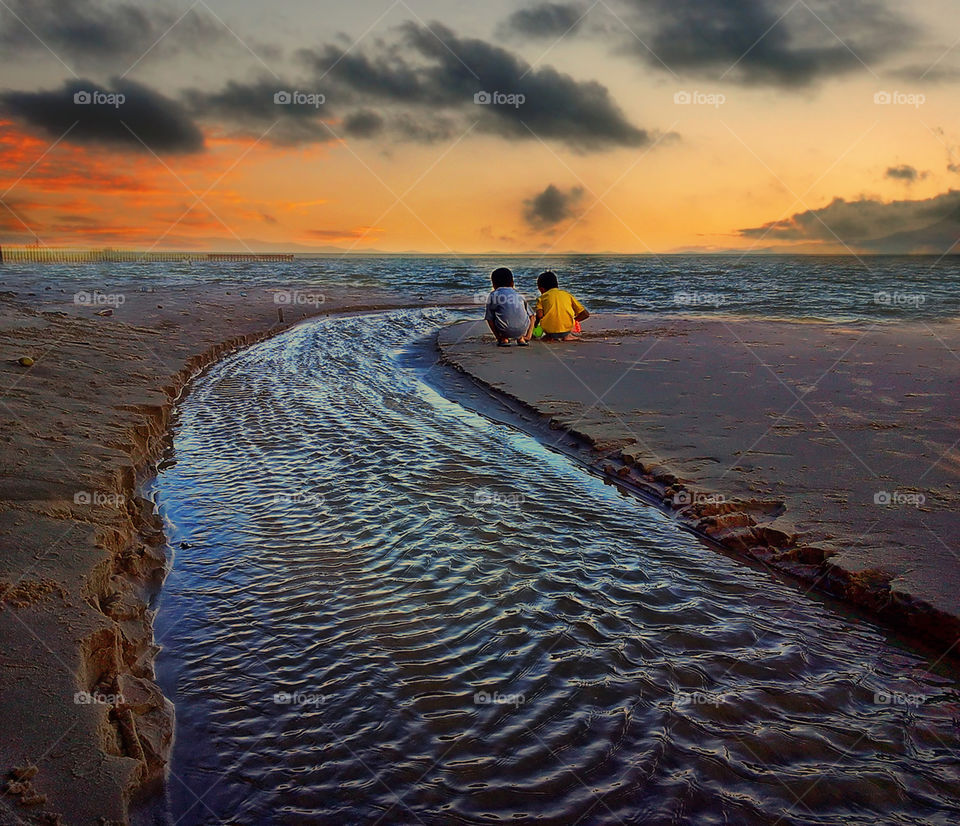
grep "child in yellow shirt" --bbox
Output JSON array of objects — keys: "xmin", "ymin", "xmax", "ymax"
[{"xmin": 534, "ymin": 271, "xmax": 589, "ymax": 341}]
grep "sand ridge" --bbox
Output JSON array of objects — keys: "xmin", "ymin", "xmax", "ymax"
[
  {"xmin": 0, "ymin": 285, "xmax": 429, "ymax": 824},
  {"xmin": 439, "ymin": 314, "xmax": 960, "ymax": 655}
]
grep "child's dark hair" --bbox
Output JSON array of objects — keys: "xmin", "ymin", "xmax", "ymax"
[
  {"xmin": 537, "ymin": 270, "xmax": 559, "ymax": 291},
  {"xmin": 491, "ymin": 267, "xmax": 514, "ymax": 288}
]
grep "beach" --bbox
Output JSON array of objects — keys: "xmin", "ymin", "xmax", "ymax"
[
  {"xmin": 440, "ymin": 315, "xmax": 960, "ymax": 653},
  {"xmin": 1, "ymin": 284, "xmax": 958, "ymax": 822},
  {"xmin": 0, "ymin": 282, "xmax": 428, "ymax": 823}
]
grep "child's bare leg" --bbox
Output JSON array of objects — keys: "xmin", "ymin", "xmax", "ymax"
[{"xmin": 518, "ymin": 317, "xmax": 535, "ymax": 344}]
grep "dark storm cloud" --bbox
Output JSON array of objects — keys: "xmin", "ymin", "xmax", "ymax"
[
  {"xmin": 621, "ymin": 0, "xmax": 912, "ymax": 86},
  {"xmin": 187, "ymin": 21, "xmax": 655, "ymax": 151},
  {"xmin": 183, "ymin": 79, "xmax": 336, "ymax": 146},
  {"xmin": 337, "ymin": 21, "xmax": 652, "ymax": 150},
  {"xmin": 491, "ymin": 0, "xmax": 913, "ymax": 87},
  {"xmin": 885, "ymin": 165, "xmax": 923, "ymax": 182},
  {"xmin": 739, "ymin": 191, "xmax": 960, "ymax": 247},
  {"xmin": 0, "ymin": 0, "xmax": 225, "ymax": 65},
  {"xmin": 1, "ymin": 78, "xmax": 204, "ymax": 154},
  {"xmin": 342, "ymin": 110, "xmax": 384, "ymax": 138},
  {"xmin": 524, "ymin": 183, "xmax": 584, "ymax": 228},
  {"xmin": 499, "ymin": 3, "xmax": 588, "ymax": 39}
]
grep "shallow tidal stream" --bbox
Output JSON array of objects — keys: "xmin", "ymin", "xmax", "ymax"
[{"xmin": 149, "ymin": 310, "xmax": 960, "ymax": 825}]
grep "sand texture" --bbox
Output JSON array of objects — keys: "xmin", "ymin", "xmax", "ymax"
[
  {"xmin": 439, "ymin": 315, "xmax": 960, "ymax": 654},
  {"xmin": 0, "ymin": 283, "xmax": 421, "ymax": 824}
]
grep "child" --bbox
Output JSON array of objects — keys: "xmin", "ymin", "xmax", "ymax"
[
  {"xmin": 484, "ymin": 267, "xmax": 535, "ymax": 347},
  {"xmin": 534, "ymin": 271, "xmax": 589, "ymax": 341}
]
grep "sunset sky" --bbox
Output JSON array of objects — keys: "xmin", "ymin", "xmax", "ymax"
[{"xmin": 1, "ymin": 0, "xmax": 959, "ymax": 254}]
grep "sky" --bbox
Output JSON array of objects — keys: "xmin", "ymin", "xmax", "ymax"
[{"xmin": 1, "ymin": 0, "xmax": 959, "ymax": 254}]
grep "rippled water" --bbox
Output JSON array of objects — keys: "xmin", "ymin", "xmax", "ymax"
[
  {"xmin": 8, "ymin": 253, "xmax": 960, "ymax": 320},
  {"xmin": 150, "ymin": 310, "xmax": 960, "ymax": 825}
]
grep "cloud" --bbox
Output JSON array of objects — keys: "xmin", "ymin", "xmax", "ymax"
[
  {"xmin": 290, "ymin": 21, "xmax": 655, "ymax": 151},
  {"xmin": 524, "ymin": 183, "xmax": 584, "ymax": 228},
  {"xmin": 182, "ymin": 79, "xmax": 335, "ymax": 146},
  {"xmin": 500, "ymin": 3, "xmax": 587, "ymax": 39},
  {"xmin": 517, "ymin": 0, "xmax": 914, "ymax": 87},
  {"xmin": 648, "ymin": 0, "xmax": 912, "ymax": 85},
  {"xmin": 1, "ymin": 78, "xmax": 204, "ymax": 153},
  {"xmin": 885, "ymin": 164, "xmax": 925, "ymax": 182},
  {"xmin": 342, "ymin": 110, "xmax": 384, "ymax": 138},
  {"xmin": 738, "ymin": 190, "xmax": 960, "ymax": 252},
  {"xmin": 888, "ymin": 64, "xmax": 960, "ymax": 84},
  {"xmin": 0, "ymin": 0, "xmax": 225, "ymax": 66}
]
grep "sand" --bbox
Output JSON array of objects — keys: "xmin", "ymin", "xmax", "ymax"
[
  {"xmin": 439, "ymin": 314, "xmax": 960, "ymax": 656},
  {"xmin": 0, "ymin": 281, "xmax": 431, "ymax": 825},
  {"xmin": 3, "ymin": 290, "xmax": 958, "ymax": 823}
]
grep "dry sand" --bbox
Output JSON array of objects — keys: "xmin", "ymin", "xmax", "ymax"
[
  {"xmin": 439, "ymin": 314, "xmax": 960, "ymax": 656},
  {"xmin": 3, "ymin": 290, "xmax": 958, "ymax": 823},
  {"xmin": 0, "ymin": 282, "xmax": 427, "ymax": 825}
]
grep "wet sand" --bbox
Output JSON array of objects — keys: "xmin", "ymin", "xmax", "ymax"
[
  {"xmin": 0, "ymin": 283, "xmax": 427, "ymax": 824},
  {"xmin": 439, "ymin": 315, "xmax": 960, "ymax": 656}
]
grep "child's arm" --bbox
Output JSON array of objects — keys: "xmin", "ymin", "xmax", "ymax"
[{"xmin": 572, "ymin": 295, "xmax": 589, "ymax": 322}]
